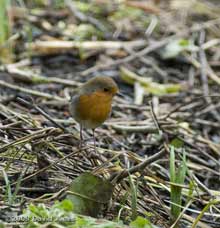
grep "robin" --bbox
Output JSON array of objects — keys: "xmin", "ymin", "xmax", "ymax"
[{"xmin": 69, "ymin": 76, "xmax": 119, "ymax": 149}]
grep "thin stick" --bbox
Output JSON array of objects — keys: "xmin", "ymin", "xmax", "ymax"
[
  {"xmin": 0, "ymin": 80, "xmax": 66, "ymax": 101},
  {"xmin": 109, "ymin": 148, "xmax": 167, "ymax": 183},
  {"xmin": 2, "ymin": 66, "xmax": 81, "ymax": 87},
  {"xmin": 16, "ymin": 97, "xmax": 69, "ymax": 134},
  {"xmin": 81, "ymin": 38, "xmax": 172, "ymax": 75},
  {"xmin": 11, "ymin": 147, "xmax": 88, "ymax": 186},
  {"xmin": 27, "ymin": 40, "xmax": 146, "ymax": 53},
  {"xmin": 65, "ymin": 0, "xmax": 107, "ymax": 33}
]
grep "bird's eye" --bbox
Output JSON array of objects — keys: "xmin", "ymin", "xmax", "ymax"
[{"xmin": 103, "ymin": 88, "xmax": 109, "ymax": 92}]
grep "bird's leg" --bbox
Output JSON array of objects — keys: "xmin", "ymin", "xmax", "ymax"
[
  {"xmin": 92, "ymin": 129, "xmax": 97, "ymax": 153},
  {"xmin": 91, "ymin": 129, "xmax": 99, "ymax": 166},
  {"xmin": 79, "ymin": 124, "xmax": 83, "ymax": 149}
]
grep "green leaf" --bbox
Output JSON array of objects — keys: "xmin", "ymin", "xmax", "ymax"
[
  {"xmin": 120, "ymin": 67, "xmax": 183, "ymax": 96},
  {"xmin": 0, "ymin": 223, "xmax": 5, "ymax": 228},
  {"xmin": 53, "ymin": 199, "xmax": 74, "ymax": 212},
  {"xmin": 66, "ymin": 173, "xmax": 114, "ymax": 217},
  {"xmin": 161, "ymin": 39, "xmax": 198, "ymax": 59},
  {"xmin": 169, "ymin": 146, "xmax": 175, "ymax": 183},
  {"xmin": 2, "ymin": 169, "xmax": 12, "ymax": 205},
  {"xmin": 28, "ymin": 203, "xmax": 49, "ymax": 218},
  {"xmin": 170, "ymin": 138, "xmax": 184, "ymax": 148},
  {"xmin": 176, "ymin": 151, "xmax": 187, "ymax": 184},
  {"xmin": 187, "ymin": 180, "xmax": 195, "ymax": 203},
  {"xmin": 0, "ymin": 0, "xmax": 13, "ymax": 63},
  {"xmin": 74, "ymin": 24, "xmax": 103, "ymax": 41},
  {"xmin": 179, "ymin": 39, "xmax": 190, "ymax": 46},
  {"xmin": 130, "ymin": 216, "xmax": 153, "ymax": 228},
  {"xmin": 74, "ymin": 216, "xmax": 94, "ymax": 227},
  {"xmin": 169, "ymin": 147, "xmax": 187, "ymax": 224},
  {"xmin": 128, "ymin": 174, "xmax": 138, "ymax": 220},
  {"xmin": 20, "ymin": 199, "xmax": 129, "ymax": 227}
]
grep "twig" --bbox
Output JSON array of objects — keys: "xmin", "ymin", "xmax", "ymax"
[
  {"xmin": 111, "ymin": 124, "xmax": 159, "ymax": 133},
  {"xmin": 149, "ymin": 100, "xmax": 162, "ymax": 134},
  {"xmin": 27, "ymin": 40, "xmax": 147, "ymax": 55},
  {"xmin": 65, "ymin": 0, "xmax": 107, "ymax": 33},
  {"xmin": 192, "ymin": 173, "xmax": 212, "ymax": 196},
  {"xmin": 163, "ymin": 95, "xmax": 220, "ymax": 120},
  {"xmin": 16, "ymin": 97, "xmax": 70, "ymax": 134},
  {"xmin": 2, "ymin": 66, "xmax": 81, "ymax": 87},
  {"xmin": 199, "ymin": 30, "xmax": 209, "ymax": 96},
  {"xmin": 11, "ymin": 147, "xmax": 88, "ymax": 186},
  {"xmin": 0, "ymin": 128, "xmax": 56, "ymax": 153},
  {"xmin": 0, "ymin": 80, "xmax": 67, "ymax": 101},
  {"xmin": 109, "ymin": 148, "xmax": 167, "ymax": 183},
  {"xmin": 81, "ymin": 37, "xmax": 172, "ymax": 75}
]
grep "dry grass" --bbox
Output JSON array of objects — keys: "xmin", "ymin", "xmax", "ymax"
[{"xmin": 0, "ymin": 0, "xmax": 220, "ymax": 227}]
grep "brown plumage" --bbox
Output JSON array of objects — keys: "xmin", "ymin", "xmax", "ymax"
[{"xmin": 69, "ymin": 76, "xmax": 118, "ymax": 148}]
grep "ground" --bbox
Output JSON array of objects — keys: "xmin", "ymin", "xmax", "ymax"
[{"xmin": 0, "ymin": 0, "xmax": 220, "ymax": 227}]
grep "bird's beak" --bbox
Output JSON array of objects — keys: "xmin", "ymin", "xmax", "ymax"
[{"xmin": 112, "ymin": 87, "xmax": 119, "ymax": 95}]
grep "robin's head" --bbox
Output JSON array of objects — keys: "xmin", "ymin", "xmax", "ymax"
[{"xmin": 81, "ymin": 76, "xmax": 119, "ymax": 96}]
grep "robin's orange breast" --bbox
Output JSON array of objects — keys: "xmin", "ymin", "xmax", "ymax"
[{"xmin": 76, "ymin": 91, "xmax": 113, "ymax": 129}]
